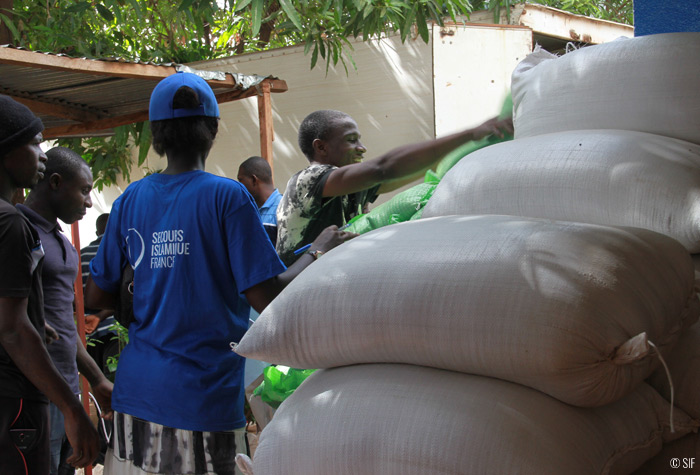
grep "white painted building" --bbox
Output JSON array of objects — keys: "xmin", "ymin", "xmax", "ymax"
[{"xmin": 81, "ymin": 3, "xmax": 632, "ymax": 245}]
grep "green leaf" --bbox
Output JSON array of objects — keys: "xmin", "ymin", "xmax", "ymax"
[
  {"xmin": 415, "ymin": 7, "xmax": 429, "ymax": 43},
  {"xmin": 401, "ymin": 4, "xmax": 417, "ymax": 41},
  {"xmin": 137, "ymin": 122, "xmax": 152, "ymax": 166},
  {"xmin": 126, "ymin": 0, "xmax": 144, "ymax": 21},
  {"xmin": 179, "ymin": 0, "xmax": 197, "ymax": 11},
  {"xmin": 234, "ymin": 0, "xmax": 253, "ymax": 12},
  {"xmin": 0, "ymin": 13, "xmax": 20, "ymax": 41},
  {"xmin": 95, "ymin": 4, "xmax": 115, "ymax": 22},
  {"xmin": 310, "ymin": 42, "xmax": 319, "ymax": 69},
  {"xmin": 251, "ymin": 0, "xmax": 263, "ymax": 35},
  {"xmin": 279, "ymin": 0, "xmax": 304, "ymax": 31}
]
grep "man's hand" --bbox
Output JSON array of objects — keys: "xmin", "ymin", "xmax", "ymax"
[
  {"xmin": 308, "ymin": 225, "xmax": 358, "ymax": 254},
  {"xmin": 471, "ymin": 116, "xmax": 514, "ymax": 140},
  {"xmin": 90, "ymin": 378, "xmax": 114, "ymax": 421},
  {"xmin": 44, "ymin": 323, "xmax": 59, "ymax": 345},
  {"xmin": 84, "ymin": 314, "xmax": 100, "ymax": 334},
  {"xmin": 63, "ymin": 404, "xmax": 100, "ymax": 469}
]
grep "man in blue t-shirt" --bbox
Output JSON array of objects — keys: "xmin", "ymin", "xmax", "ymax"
[
  {"xmin": 237, "ymin": 155, "xmax": 282, "ymax": 246},
  {"xmin": 85, "ymin": 72, "xmax": 353, "ymax": 475}
]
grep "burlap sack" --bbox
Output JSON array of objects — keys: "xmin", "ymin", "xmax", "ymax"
[
  {"xmin": 252, "ymin": 364, "xmax": 696, "ymax": 475},
  {"xmin": 422, "ymin": 130, "xmax": 700, "ymax": 252},
  {"xmin": 236, "ymin": 215, "xmax": 699, "ymax": 407},
  {"xmin": 647, "ymin": 322, "xmax": 700, "ymax": 420},
  {"xmin": 511, "ymin": 33, "xmax": 700, "ymax": 144}
]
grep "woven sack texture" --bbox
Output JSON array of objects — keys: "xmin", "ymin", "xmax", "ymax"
[
  {"xmin": 252, "ymin": 364, "xmax": 695, "ymax": 475},
  {"xmin": 422, "ymin": 130, "xmax": 700, "ymax": 252},
  {"xmin": 511, "ymin": 32, "xmax": 700, "ymax": 144},
  {"xmin": 236, "ymin": 215, "xmax": 699, "ymax": 407},
  {"xmin": 633, "ymin": 432, "xmax": 700, "ymax": 475},
  {"xmin": 647, "ymin": 322, "xmax": 700, "ymax": 420}
]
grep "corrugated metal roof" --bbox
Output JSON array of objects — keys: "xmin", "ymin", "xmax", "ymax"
[{"xmin": 0, "ymin": 45, "xmax": 288, "ymax": 138}]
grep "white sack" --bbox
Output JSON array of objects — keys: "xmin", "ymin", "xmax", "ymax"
[
  {"xmin": 511, "ymin": 33, "xmax": 700, "ymax": 144},
  {"xmin": 633, "ymin": 432, "xmax": 700, "ymax": 475},
  {"xmin": 422, "ymin": 130, "xmax": 700, "ymax": 252},
  {"xmin": 236, "ymin": 215, "xmax": 699, "ymax": 407},
  {"xmin": 253, "ymin": 364, "xmax": 696, "ymax": 475},
  {"xmin": 647, "ymin": 322, "xmax": 700, "ymax": 420}
]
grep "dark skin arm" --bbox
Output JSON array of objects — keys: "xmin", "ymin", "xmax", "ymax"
[
  {"xmin": 86, "ymin": 225, "xmax": 355, "ymax": 315},
  {"xmin": 244, "ymin": 225, "xmax": 355, "ymax": 313},
  {"xmin": 0, "ymin": 296, "xmax": 99, "ymax": 468},
  {"xmin": 322, "ymin": 116, "xmax": 513, "ymax": 197},
  {"xmin": 84, "ymin": 309, "xmax": 113, "ymax": 334},
  {"xmin": 76, "ymin": 338, "xmax": 113, "ymax": 420}
]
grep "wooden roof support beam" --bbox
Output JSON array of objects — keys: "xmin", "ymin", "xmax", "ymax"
[
  {"xmin": 43, "ymin": 111, "xmax": 149, "ymax": 139},
  {"xmin": 0, "ymin": 48, "xmax": 291, "ymax": 91},
  {"xmin": 257, "ymin": 81, "xmax": 274, "ymax": 173},
  {"xmin": 43, "ymin": 78, "xmax": 288, "ymax": 139}
]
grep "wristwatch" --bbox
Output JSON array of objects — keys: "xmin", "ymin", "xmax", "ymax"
[{"xmin": 306, "ymin": 249, "xmax": 324, "ymax": 260}]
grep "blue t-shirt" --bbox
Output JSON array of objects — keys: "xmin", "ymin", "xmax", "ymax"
[
  {"xmin": 259, "ymin": 188, "xmax": 282, "ymax": 246},
  {"xmin": 259, "ymin": 188, "xmax": 282, "ymax": 226},
  {"xmin": 90, "ymin": 171, "xmax": 286, "ymax": 431}
]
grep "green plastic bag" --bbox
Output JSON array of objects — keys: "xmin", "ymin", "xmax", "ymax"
[
  {"xmin": 345, "ymin": 182, "xmax": 438, "ymax": 234},
  {"xmin": 252, "ymin": 365, "xmax": 316, "ymax": 409},
  {"xmin": 434, "ymin": 93, "xmax": 514, "ymax": 179}
]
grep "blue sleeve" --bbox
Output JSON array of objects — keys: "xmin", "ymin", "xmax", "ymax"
[
  {"xmin": 224, "ymin": 187, "xmax": 286, "ymax": 294},
  {"xmin": 89, "ymin": 196, "xmax": 126, "ymax": 294}
]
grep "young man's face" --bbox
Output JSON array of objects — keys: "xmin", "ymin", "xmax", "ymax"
[
  {"xmin": 53, "ymin": 164, "xmax": 93, "ymax": 224},
  {"xmin": 319, "ymin": 117, "xmax": 367, "ymax": 168},
  {"xmin": 2, "ymin": 133, "xmax": 47, "ymax": 189}
]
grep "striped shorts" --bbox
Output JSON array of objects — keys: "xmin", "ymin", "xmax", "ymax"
[{"xmin": 104, "ymin": 412, "xmax": 249, "ymax": 475}]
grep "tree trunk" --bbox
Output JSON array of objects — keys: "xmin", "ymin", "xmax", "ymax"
[{"xmin": 0, "ymin": 0, "xmax": 14, "ymax": 45}]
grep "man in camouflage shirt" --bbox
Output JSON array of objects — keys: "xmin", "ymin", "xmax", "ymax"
[{"xmin": 276, "ymin": 109, "xmax": 513, "ymax": 265}]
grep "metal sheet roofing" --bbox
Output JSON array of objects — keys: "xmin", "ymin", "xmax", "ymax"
[{"xmin": 0, "ymin": 46, "xmax": 288, "ymax": 138}]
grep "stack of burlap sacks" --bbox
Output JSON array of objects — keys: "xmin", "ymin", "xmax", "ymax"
[{"xmin": 235, "ymin": 33, "xmax": 700, "ymax": 474}]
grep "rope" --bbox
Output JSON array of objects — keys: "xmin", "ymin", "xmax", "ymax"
[{"xmin": 648, "ymin": 340, "xmax": 675, "ymax": 433}]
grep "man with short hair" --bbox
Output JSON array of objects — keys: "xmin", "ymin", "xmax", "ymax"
[
  {"xmin": 237, "ymin": 156, "xmax": 282, "ymax": 246},
  {"xmin": 276, "ymin": 110, "xmax": 513, "ymax": 265},
  {"xmin": 0, "ymin": 95, "xmax": 98, "ymax": 474},
  {"xmin": 18, "ymin": 146, "xmax": 112, "ymax": 475}
]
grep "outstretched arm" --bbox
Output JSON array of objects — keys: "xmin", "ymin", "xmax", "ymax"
[
  {"xmin": 244, "ymin": 225, "xmax": 356, "ymax": 313},
  {"xmin": 0, "ymin": 296, "xmax": 99, "ymax": 468},
  {"xmin": 322, "ymin": 116, "xmax": 513, "ymax": 197}
]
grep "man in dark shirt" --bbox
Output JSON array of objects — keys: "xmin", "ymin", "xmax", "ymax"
[
  {"xmin": 0, "ymin": 95, "xmax": 98, "ymax": 474},
  {"xmin": 19, "ymin": 147, "xmax": 112, "ymax": 475}
]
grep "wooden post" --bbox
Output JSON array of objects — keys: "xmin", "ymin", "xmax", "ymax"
[
  {"xmin": 71, "ymin": 222, "xmax": 93, "ymax": 475},
  {"xmin": 257, "ymin": 80, "xmax": 274, "ymax": 174}
]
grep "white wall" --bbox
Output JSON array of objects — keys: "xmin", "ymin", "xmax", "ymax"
[
  {"xmin": 433, "ymin": 24, "xmax": 532, "ymax": 137},
  {"xmin": 93, "ymin": 22, "xmax": 530, "ymax": 229},
  {"xmin": 190, "ymin": 31, "xmax": 435, "ymax": 204}
]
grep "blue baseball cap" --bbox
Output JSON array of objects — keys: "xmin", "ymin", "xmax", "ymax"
[{"xmin": 149, "ymin": 72, "xmax": 220, "ymax": 121}]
